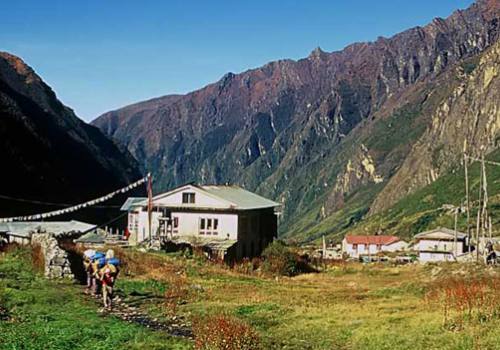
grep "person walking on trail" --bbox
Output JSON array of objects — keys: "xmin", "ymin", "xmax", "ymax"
[
  {"xmin": 100, "ymin": 262, "xmax": 118, "ymax": 309},
  {"xmin": 83, "ymin": 255, "xmax": 93, "ymax": 294},
  {"xmin": 83, "ymin": 249, "xmax": 96, "ymax": 294}
]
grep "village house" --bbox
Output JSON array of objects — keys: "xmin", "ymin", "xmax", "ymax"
[
  {"xmin": 342, "ymin": 235, "xmax": 408, "ymax": 258},
  {"xmin": 121, "ymin": 184, "xmax": 280, "ymax": 262},
  {"xmin": 413, "ymin": 227, "xmax": 468, "ymax": 262}
]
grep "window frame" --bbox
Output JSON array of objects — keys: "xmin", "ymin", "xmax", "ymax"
[{"xmin": 182, "ymin": 192, "xmax": 196, "ymax": 204}]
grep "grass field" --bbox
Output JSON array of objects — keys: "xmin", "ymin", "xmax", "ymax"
[{"xmin": 1, "ymin": 246, "xmax": 500, "ymax": 350}]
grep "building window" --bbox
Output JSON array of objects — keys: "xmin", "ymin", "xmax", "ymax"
[
  {"xmin": 182, "ymin": 192, "xmax": 195, "ymax": 204},
  {"xmin": 173, "ymin": 217, "xmax": 179, "ymax": 228},
  {"xmin": 376, "ymin": 244, "xmax": 381, "ymax": 250},
  {"xmin": 199, "ymin": 217, "xmax": 219, "ymax": 235},
  {"xmin": 353, "ymin": 244, "xmax": 358, "ymax": 251}
]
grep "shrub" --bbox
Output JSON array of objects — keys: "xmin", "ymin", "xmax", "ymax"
[
  {"xmin": 192, "ymin": 314, "xmax": 261, "ymax": 350},
  {"xmin": 261, "ymin": 241, "xmax": 312, "ymax": 277},
  {"xmin": 426, "ymin": 276, "xmax": 500, "ymax": 329}
]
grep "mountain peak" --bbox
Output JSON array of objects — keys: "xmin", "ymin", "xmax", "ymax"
[{"xmin": 309, "ymin": 46, "xmax": 327, "ymax": 60}]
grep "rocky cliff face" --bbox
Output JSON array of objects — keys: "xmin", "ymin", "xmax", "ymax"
[
  {"xmin": 371, "ymin": 40, "xmax": 500, "ymax": 214},
  {"xmin": 93, "ymin": 0, "xmax": 500, "ymax": 239},
  {"xmin": 0, "ymin": 52, "xmax": 142, "ymax": 219}
]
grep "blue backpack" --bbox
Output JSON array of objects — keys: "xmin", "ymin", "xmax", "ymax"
[
  {"xmin": 96, "ymin": 257, "xmax": 106, "ymax": 268},
  {"xmin": 107, "ymin": 258, "xmax": 121, "ymax": 267},
  {"xmin": 91, "ymin": 252, "xmax": 105, "ymax": 261}
]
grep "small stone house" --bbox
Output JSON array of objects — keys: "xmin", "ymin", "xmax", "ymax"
[
  {"xmin": 122, "ymin": 184, "xmax": 280, "ymax": 262},
  {"xmin": 342, "ymin": 235, "xmax": 408, "ymax": 258}
]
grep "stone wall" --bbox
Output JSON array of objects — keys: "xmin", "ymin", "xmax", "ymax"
[{"xmin": 31, "ymin": 233, "xmax": 74, "ymax": 279}]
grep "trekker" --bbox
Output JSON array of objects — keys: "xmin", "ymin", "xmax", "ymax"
[
  {"xmin": 83, "ymin": 249, "xmax": 96, "ymax": 294},
  {"xmin": 83, "ymin": 255, "xmax": 93, "ymax": 293},
  {"xmin": 99, "ymin": 263, "xmax": 118, "ymax": 309}
]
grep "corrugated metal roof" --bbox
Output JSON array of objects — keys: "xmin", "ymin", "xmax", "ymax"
[
  {"xmin": 414, "ymin": 227, "xmax": 467, "ymax": 240},
  {"xmin": 345, "ymin": 235, "xmax": 400, "ymax": 245},
  {"xmin": 120, "ymin": 197, "xmax": 147, "ymax": 211},
  {"xmin": 199, "ymin": 185, "xmax": 280, "ymax": 210},
  {"xmin": 74, "ymin": 230, "xmax": 106, "ymax": 244},
  {"xmin": 122, "ymin": 185, "xmax": 280, "ymax": 211},
  {"xmin": 170, "ymin": 236, "xmax": 237, "ymax": 250},
  {"xmin": 0, "ymin": 220, "xmax": 96, "ymax": 238}
]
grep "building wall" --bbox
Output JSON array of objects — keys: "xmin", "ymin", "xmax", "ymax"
[
  {"xmin": 234, "ymin": 208, "xmax": 277, "ymax": 261},
  {"xmin": 419, "ymin": 251, "xmax": 455, "ymax": 263},
  {"xmin": 171, "ymin": 211, "xmax": 238, "ymax": 240},
  {"xmin": 342, "ymin": 240, "xmax": 406, "ymax": 257},
  {"xmin": 154, "ymin": 187, "xmax": 230, "ymax": 209},
  {"xmin": 382, "ymin": 241, "xmax": 408, "ymax": 252},
  {"xmin": 417, "ymin": 239, "xmax": 464, "ymax": 253}
]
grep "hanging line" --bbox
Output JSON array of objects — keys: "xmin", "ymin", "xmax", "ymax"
[
  {"xmin": 465, "ymin": 155, "xmax": 500, "ymax": 167},
  {"xmin": 0, "ymin": 174, "xmax": 150, "ymax": 223},
  {"xmin": 0, "ymin": 194, "xmax": 121, "ymax": 208}
]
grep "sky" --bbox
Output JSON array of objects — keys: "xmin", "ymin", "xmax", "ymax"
[{"xmin": 0, "ymin": 0, "xmax": 474, "ymax": 122}]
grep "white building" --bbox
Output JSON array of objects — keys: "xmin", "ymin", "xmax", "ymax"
[
  {"xmin": 413, "ymin": 227, "xmax": 467, "ymax": 263},
  {"xmin": 342, "ymin": 235, "xmax": 407, "ymax": 258},
  {"xmin": 121, "ymin": 184, "xmax": 280, "ymax": 262}
]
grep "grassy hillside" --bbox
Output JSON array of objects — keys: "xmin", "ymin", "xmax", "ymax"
[
  {"xmin": 347, "ymin": 148, "xmax": 500, "ymax": 240},
  {"xmin": 0, "ymin": 247, "xmax": 189, "ymax": 350},
  {"xmin": 2, "ymin": 246, "xmax": 500, "ymax": 349}
]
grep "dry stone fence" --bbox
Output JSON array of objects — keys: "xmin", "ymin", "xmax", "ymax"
[{"xmin": 31, "ymin": 233, "xmax": 74, "ymax": 279}]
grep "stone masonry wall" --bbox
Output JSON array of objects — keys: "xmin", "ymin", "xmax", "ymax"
[{"xmin": 31, "ymin": 233, "xmax": 74, "ymax": 279}]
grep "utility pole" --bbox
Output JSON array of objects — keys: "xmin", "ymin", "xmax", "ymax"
[
  {"xmin": 475, "ymin": 156, "xmax": 483, "ymax": 263},
  {"xmin": 481, "ymin": 154, "xmax": 488, "ymax": 261},
  {"xmin": 464, "ymin": 142, "xmax": 471, "ymax": 254},
  {"xmin": 454, "ymin": 207, "xmax": 458, "ymax": 258}
]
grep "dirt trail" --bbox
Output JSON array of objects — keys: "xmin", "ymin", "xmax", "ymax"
[{"xmin": 86, "ymin": 293, "xmax": 193, "ymax": 338}]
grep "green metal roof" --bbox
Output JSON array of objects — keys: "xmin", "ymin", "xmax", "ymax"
[
  {"xmin": 74, "ymin": 230, "xmax": 106, "ymax": 244},
  {"xmin": 199, "ymin": 185, "xmax": 280, "ymax": 210},
  {"xmin": 120, "ymin": 197, "xmax": 147, "ymax": 211},
  {"xmin": 0, "ymin": 220, "xmax": 96, "ymax": 238}
]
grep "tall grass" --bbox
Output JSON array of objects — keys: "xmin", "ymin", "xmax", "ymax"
[
  {"xmin": 426, "ymin": 276, "xmax": 500, "ymax": 329},
  {"xmin": 192, "ymin": 314, "xmax": 261, "ymax": 350}
]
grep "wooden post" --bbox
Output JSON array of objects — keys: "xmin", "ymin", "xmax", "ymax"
[
  {"xmin": 475, "ymin": 164, "xmax": 482, "ymax": 263},
  {"xmin": 454, "ymin": 208, "xmax": 458, "ymax": 258},
  {"xmin": 481, "ymin": 155, "xmax": 488, "ymax": 261},
  {"xmin": 464, "ymin": 144, "xmax": 471, "ymax": 254}
]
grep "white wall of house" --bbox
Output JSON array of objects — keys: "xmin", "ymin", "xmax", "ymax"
[
  {"xmin": 419, "ymin": 251, "xmax": 455, "ymax": 263},
  {"xmin": 342, "ymin": 239, "xmax": 407, "ymax": 258},
  {"xmin": 171, "ymin": 212, "xmax": 238, "ymax": 240},
  {"xmin": 417, "ymin": 239, "xmax": 464, "ymax": 253},
  {"xmin": 154, "ymin": 187, "xmax": 232, "ymax": 209},
  {"xmin": 382, "ymin": 241, "xmax": 408, "ymax": 252},
  {"xmin": 128, "ymin": 208, "xmax": 239, "ymax": 244}
]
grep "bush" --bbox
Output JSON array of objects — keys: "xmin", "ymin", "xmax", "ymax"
[
  {"xmin": 426, "ymin": 276, "xmax": 500, "ymax": 329},
  {"xmin": 261, "ymin": 241, "xmax": 312, "ymax": 277},
  {"xmin": 192, "ymin": 314, "xmax": 261, "ymax": 350}
]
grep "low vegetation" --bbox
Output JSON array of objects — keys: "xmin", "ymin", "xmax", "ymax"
[
  {"xmin": 2, "ymin": 245, "xmax": 500, "ymax": 349},
  {"xmin": 0, "ymin": 246, "xmax": 189, "ymax": 350}
]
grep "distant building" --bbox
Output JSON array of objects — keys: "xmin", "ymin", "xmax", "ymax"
[
  {"xmin": 121, "ymin": 184, "xmax": 280, "ymax": 262},
  {"xmin": 413, "ymin": 227, "xmax": 467, "ymax": 262},
  {"xmin": 0, "ymin": 221, "xmax": 95, "ymax": 245},
  {"xmin": 342, "ymin": 235, "xmax": 408, "ymax": 258}
]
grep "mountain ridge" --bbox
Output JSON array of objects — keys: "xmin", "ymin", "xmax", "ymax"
[
  {"xmin": 0, "ymin": 51, "xmax": 143, "ymax": 221},
  {"xmin": 92, "ymin": 0, "xmax": 500, "ymax": 239}
]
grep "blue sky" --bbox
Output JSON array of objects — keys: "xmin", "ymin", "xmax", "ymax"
[{"xmin": 1, "ymin": 0, "xmax": 474, "ymax": 121}]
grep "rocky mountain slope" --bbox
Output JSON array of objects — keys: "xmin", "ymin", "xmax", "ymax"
[
  {"xmin": 0, "ymin": 52, "xmax": 142, "ymax": 219},
  {"xmin": 93, "ymin": 0, "xmax": 500, "ymax": 241}
]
